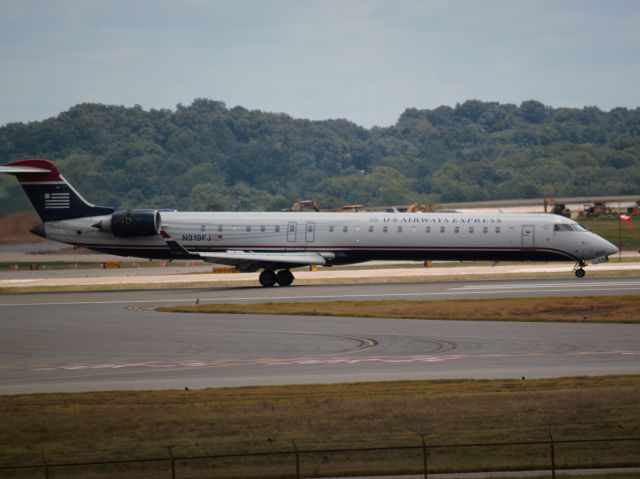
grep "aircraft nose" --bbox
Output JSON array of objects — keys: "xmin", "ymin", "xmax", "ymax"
[{"xmin": 602, "ymin": 239, "xmax": 618, "ymax": 258}]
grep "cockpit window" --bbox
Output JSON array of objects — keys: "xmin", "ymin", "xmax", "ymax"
[
  {"xmin": 571, "ymin": 223, "xmax": 588, "ymax": 232},
  {"xmin": 554, "ymin": 224, "xmax": 574, "ymax": 232}
]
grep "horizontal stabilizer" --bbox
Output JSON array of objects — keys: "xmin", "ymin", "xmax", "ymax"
[{"xmin": 0, "ymin": 165, "xmax": 52, "ymax": 174}]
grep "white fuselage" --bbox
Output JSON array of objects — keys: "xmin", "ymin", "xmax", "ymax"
[{"xmin": 42, "ymin": 211, "xmax": 618, "ymax": 265}]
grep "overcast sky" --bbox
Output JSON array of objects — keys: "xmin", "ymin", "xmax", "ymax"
[{"xmin": 1, "ymin": 0, "xmax": 639, "ymax": 128}]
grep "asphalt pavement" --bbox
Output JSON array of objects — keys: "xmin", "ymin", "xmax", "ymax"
[{"xmin": 1, "ymin": 277, "xmax": 639, "ymax": 394}]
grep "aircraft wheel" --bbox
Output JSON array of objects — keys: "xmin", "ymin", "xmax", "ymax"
[
  {"xmin": 259, "ymin": 269, "xmax": 277, "ymax": 287},
  {"xmin": 276, "ymin": 269, "xmax": 294, "ymax": 287},
  {"xmin": 575, "ymin": 268, "xmax": 586, "ymax": 278}
]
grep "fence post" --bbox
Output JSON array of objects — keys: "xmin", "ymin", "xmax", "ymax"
[
  {"xmin": 41, "ymin": 453, "xmax": 49, "ymax": 479},
  {"xmin": 421, "ymin": 435, "xmax": 429, "ymax": 479},
  {"xmin": 166, "ymin": 445, "xmax": 176, "ymax": 479},
  {"xmin": 292, "ymin": 440, "xmax": 300, "ymax": 479},
  {"xmin": 548, "ymin": 431, "xmax": 556, "ymax": 479}
]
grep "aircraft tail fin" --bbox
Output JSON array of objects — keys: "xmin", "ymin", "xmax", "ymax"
[{"xmin": 0, "ymin": 158, "xmax": 114, "ymax": 222}]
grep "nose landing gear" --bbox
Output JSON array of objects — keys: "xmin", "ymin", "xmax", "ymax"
[{"xmin": 573, "ymin": 260, "xmax": 586, "ymax": 278}]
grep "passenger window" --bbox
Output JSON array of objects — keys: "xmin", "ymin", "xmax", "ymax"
[
  {"xmin": 397, "ymin": 226, "xmax": 403, "ymax": 233},
  {"xmin": 426, "ymin": 226, "xmax": 431, "ymax": 233},
  {"xmin": 343, "ymin": 226, "xmax": 348, "ymax": 233},
  {"xmin": 440, "ymin": 226, "xmax": 445, "ymax": 233},
  {"xmin": 454, "ymin": 226, "xmax": 459, "ymax": 233},
  {"xmin": 369, "ymin": 226, "xmax": 374, "ymax": 233},
  {"xmin": 275, "ymin": 225, "xmax": 280, "ymax": 233},
  {"xmin": 483, "ymin": 226, "xmax": 488, "ymax": 233},
  {"xmin": 246, "ymin": 226, "xmax": 251, "ymax": 232},
  {"xmin": 200, "ymin": 224, "xmax": 206, "ymax": 232},
  {"xmin": 469, "ymin": 226, "xmax": 474, "ymax": 233},
  {"xmin": 383, "ymin": 226, "xmax": 388, "ymax": 233},
  {"xmin": 218, "ymin": 225, "xmax": 223, "ymax": 232},
  {"xmin": 329, "ymin": 225, "xmax": 334, "ymax": 233},
  {"xmin": 260, "ymin": 225, "xmax": 265, "ymax": 232},
  {"xmin": 495, "ymin": 227, "xmax": 500, "ymax": 233}
]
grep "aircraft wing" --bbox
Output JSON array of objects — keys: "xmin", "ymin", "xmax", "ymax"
[
  {"xmin": 197, "ymin": 251, "xmax": 330, "ymax": 271},
  {"xmin": 159, "ymin": 230, "xmax": 332, "ymax": 272}
]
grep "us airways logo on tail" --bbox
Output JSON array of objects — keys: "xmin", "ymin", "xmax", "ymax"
[
  {"xmin": 0, "ymin": 158, "xmax": 114, "ymax": 221},
  {"xmin": 44, "ymin": 192, "xmax": 70, "ymax": 209}
]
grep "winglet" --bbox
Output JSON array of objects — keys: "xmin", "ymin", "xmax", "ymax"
[
  {"xmin": 0, "ymin": 165, "xmax": 52, "ymax": 175},
  {"xmin": 160, "ymin": 229, "xmax": 195, "ymax": 256}
]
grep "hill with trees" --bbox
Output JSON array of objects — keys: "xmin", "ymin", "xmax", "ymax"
[{"xmin": 1, "ymin": 99, "xmax": 639, "ymax": 214}]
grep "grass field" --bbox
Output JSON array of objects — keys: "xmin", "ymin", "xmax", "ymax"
[
  {"xmin": 159, "ymin": 295, "xmax": 640, "ymax": 323},
  {"xmin": 1, "ymin": 376, "xmax": 639, "ymax": 478}
]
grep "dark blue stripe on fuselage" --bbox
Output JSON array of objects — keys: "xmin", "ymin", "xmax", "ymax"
[{"xmin": 85, "ymin": 245, "xmax": 577, "ymax": 263}]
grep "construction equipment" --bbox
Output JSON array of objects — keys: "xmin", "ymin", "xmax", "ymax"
[
  {"xmin": 544, "ymin": 198, "xmax": 571, "ymax": 218},
  {"xmin": 578, "ymin": 201, "xmax": 613, "ymax": 218},
  {"xmin": 407, "ymin": 203, "xmax": 426, "ymax": 213},
  {"xmin": 289, "ymin": 200, "xmax": 320, "ymax": 212},
  {"xmin": 387, "ymin": 203, "xmax": 439, "ymax": 213},
  {"xmin": 407, "ymin": 202, "xmax": 439, "ymax": 213},
  {"xmin": 341, "ymin": 204, "xmax": 365, "ymax": 212},
  {"xmin": 627, "ymin": 200, "xmax": 640, "ymax": 216}
]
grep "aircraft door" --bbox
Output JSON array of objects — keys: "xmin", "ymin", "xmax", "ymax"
[
  {"xmin": 305, "ymin": 222, "xmax": 315, "ymax": 243},
  {"xmin": 287, "ymin": 221, "xmax": 297, "ymax": 242},
  {"xmin": 522, "ymin": 225, "xmax": 535, "ymax": 248}
]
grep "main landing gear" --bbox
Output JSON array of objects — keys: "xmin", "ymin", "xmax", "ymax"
[
  {"xmin": 259, "ymin": 269, "xmax": 295, "ymax": 287},
  {"xmin": 573, "ymin": 260, "xmax": 586, "ymax": 278}
]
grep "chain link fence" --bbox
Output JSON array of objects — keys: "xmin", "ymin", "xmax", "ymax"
[{"xmin": 1, "ymin": 435, "xmax": 638, "ymax": 478}]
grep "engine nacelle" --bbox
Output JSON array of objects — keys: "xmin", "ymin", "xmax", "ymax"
[{"xmin": 110, "ymin": 209, "xmax": 161, "ymax": 237}]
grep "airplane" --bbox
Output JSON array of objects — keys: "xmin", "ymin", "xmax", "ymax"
[{"xmin": 1, "ymin": 158, "xmax": 618, "ymax": 287}]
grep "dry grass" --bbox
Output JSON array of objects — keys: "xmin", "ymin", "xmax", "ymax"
[
  {"xmin": 160, "ymin": 295, "xmax": 640, "ymax": 323},
  {"xmin": 1, "ymin": 376, "xmax": 639, "ymax": 477},
  {"xmin": 0, "ymin": 212, "xmax": 45, "ymax": 244}
]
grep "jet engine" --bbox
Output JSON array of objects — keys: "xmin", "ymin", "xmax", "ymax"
[
  {"xmin": 93, "ymin": 209, "xmax": 161, "ymax": 237},
  {"xmin": 111, "ymin": 209, "xmax": 161, "ymax": 237}
]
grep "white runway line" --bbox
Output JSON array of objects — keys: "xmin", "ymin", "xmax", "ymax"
[
  {"xmin": 2, "ymin": 263, "xmax": 640, "ymax": 289},
  {"xmin": 454, "ymin": 281, "xmax": 640, "ymax": 290},
  {"xmin": 4, "ymin": 286, "xmax": 640, "ymax": 308}
]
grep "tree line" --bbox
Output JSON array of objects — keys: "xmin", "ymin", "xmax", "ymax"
[{"xmin": 1, "ymin": 98, "xmax": 639, "ymax": 214}]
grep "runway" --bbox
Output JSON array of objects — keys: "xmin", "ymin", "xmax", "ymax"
[{"xmin": 1, "ymin": 277, "xmax": 639, "ymax": 394}]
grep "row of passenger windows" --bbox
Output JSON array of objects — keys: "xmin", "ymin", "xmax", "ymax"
[
  {"xmin": 202, "ymin": 224, "xmax": 503, "ymax": 234},
  {"xmin": 370, "ymin": 225, "xmax": 503, "ymax": 234},
  {"xmin": 203, "ymin": 224, "xmax": 580, "ymax": 233},
  {"xmin": 202, "ymin": 225, "xmax": 281, "ymax": 233},
  {"xmin": 327, "ymin": 225, "xmax": 502, "ymax": 234}
]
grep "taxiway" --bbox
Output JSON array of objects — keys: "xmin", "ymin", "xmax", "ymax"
[{"xmin": 1, "ymin": 277, "xmax": 639, "ymax": 394}]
